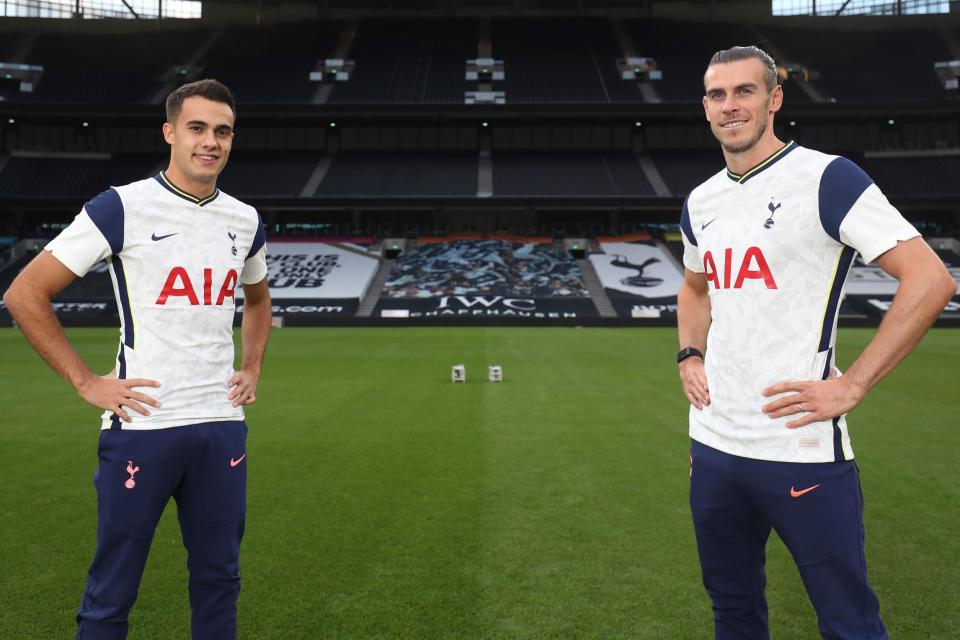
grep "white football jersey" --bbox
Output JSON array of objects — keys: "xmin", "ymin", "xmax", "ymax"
[
  {"xmin": 681, "ymin": 142, "xmax": 919, "ymax": 462},
  {"xmin": 46, "ymin": 172, "xmax": 268, "ymax": 430}
]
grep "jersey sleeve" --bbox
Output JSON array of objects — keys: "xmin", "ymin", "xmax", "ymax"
[
  {"xmin": 680, "ymin": 197, "xmax": 704, "ymax": 273},
  {"xmin": 241, "ymin": 246, "xmax": 267, "ymax": 285},
  {"xmin": 45, "ymin": 188, "xmax": 124, "ymax": 277},
  {"xmin": 818, "ymin": 157, "xmax": 919, "ymax": 264},
  {"xmin": 240, "ymin": 214, "xmax": 268, "ymax": 285}
]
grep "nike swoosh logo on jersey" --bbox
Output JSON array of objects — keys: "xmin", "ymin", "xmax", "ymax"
[
  {"xmin": 790, "ymin": 484, "xmax": 820, "ymax": 498},
  {"xmin": 230, "ymin": 454, "xmax": 246, "ymax": 468},
  {"xmin": 701, "ymin": 219, "xmax": 717, "ymax": 231},
  {"xmin": 151, "ymin": 232, "xmax": 178, "ymax": 241}
]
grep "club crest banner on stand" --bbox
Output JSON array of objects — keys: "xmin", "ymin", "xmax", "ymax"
[{"xmin": 590, "ymin": 242, "xmax": 684, "ymax": 318}]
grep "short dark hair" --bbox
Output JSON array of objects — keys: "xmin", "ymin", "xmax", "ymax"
[
  {"xmin": 165, "ymin": 79, "xmax": 236, "ymax": 124},
  {"xmin": 707, "ymin": 46, "xmax": 779, "ymax": 91}
]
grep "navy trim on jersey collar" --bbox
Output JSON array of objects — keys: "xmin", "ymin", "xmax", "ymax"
[
  {"xmin": 155, "ymin": 171, "xmax": 220, "ymax": 206},
  {"xmin": 726, "ymin": 140, "xmax": 798, "ymax": 184}
]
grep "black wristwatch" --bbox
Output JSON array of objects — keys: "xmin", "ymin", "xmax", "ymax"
[{"xmin": 677, "ymin": 347, "xmax": 704, "ymax": 364}]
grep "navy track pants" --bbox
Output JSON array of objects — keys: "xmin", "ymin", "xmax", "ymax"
[
  {"xmin": 76, "ymin": 420, "xmax": 247, "ymax": 640},
  {"xmin": 690, "ymin": 439, "xmax": 887, "ymax": 640}
]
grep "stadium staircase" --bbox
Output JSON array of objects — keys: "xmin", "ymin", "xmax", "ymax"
[
  {"xmin": 355, "ymin": 258, "xmax": 395, "ymax": 318},
  {"xmin": 577, "ymin": 258, "xmax": 618, "ymax": 318},
  {"xmin": 610, "ymin": 17, "xmax": 660, "ymax": 103},
  {"xmin": 751, "ymin": 27, "xmax": 828, "ymax": 103},
  {"xmin": 302, "ymin": 156, "xmax": 334, "ymax": 196},
  {"xmin": 477, "ymin": 149, "xmax": 493, "ymax": 197},
  {"xmin": 313, "ymin": 19, "xmax": 359, "ymax": 104},
  {"xmin": 150, "ymin": 28, "xmax": 226, "ymax": 106},
  {"xmin": 940, "ymin": 27, "xmax": 960, "ymax": 60},
  {"xmin": 637, "ymin": 154, "xmax": 671, "ymax": 197}
]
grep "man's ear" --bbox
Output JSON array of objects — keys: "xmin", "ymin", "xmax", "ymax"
[
  {"xmin": 769, "ymin": 84, "xmax": 784, "ymax": 114},
  {"xmin": 162, "ymin": 122, "xmax": 175, "ymax": 145}
]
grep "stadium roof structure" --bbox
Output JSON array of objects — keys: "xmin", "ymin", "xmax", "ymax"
[{"xmin": 4, "ymin": 0, "xmax": 960, "ymax": 26}]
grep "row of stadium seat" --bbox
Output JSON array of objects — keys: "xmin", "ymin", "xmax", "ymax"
[
  {"xmin": 2, "ymin": 151, "xmax": 958, "ymax": 199},
  {"xmin": 2, "ymin": 19, "xmax": 956, "ymax": 104}
]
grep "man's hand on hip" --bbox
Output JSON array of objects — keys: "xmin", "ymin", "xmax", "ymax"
[
  {"xmin": 228, "ymin": 370, "xmax": 260, "ymax": 407},
  {"xmin": 77, "ymin": 375, "xmax": 161, "ymax": 423},
  {"xmin": 761, "ymin": 370, "xmax": 866, "ymax": 429},
  {"xmin": 679, "ymin": 357, "xmax": 710, "ymax": 410}
]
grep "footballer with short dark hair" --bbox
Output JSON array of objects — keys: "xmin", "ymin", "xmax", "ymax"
[{"xmin": 3, "ymin": 79, "xmax": 271, "ymax": 639}]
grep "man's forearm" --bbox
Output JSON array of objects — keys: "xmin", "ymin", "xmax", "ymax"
[
  {"xmin": 678, "ymin": 283, "xmax": 711, "ymax": 351},
  {"xmin": 4, "ymin": 285, "xmax": 95, "ymax": 390},
  {"xmin": 844, "ymin": 269, "xmax": 956, "ymax": 396},
  {"xmin": 239, "ymin": 295, "xmax": 271, "ymax": 374}
]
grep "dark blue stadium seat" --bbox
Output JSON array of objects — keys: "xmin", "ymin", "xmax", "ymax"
[
  {"xmin": 0, "ymin": 155, "xmax": 159, "ymax": 198},
  {"xmin": 859, "ymin": 154, "xmax": 960, "ymax": 196},
  {"xmin": 316, "ymin": 151, "xmax": 478, "ymax": 196},
  {"xmin": 492, "ymin": 18, "xmax": 631, "ymax": 103},
  {"xmin": 20, "ymin": 30, "xmax": 209, "ymax": 103},
  {"xmin": 329, "ymin": 19, "xmax": 476, "ymax": 104},
  {"xmin": 218, "ymin": 151, "xmax": 320, "ymax": 197},
  {"xmin": 761, "ymin": 26, "xmax": 953, "ymax": 102},
  {"xmin": 624, "ymin": 20, "xmax": 758, "ymax": 104},
  {"xmin": 649, "ymin": 150, "xmax": 724, "ymax": 197},
  {"xmin": 493, "ymin": 151, "xmax": 654, "ymax": 196},
  {"xmin": 202, "ymin": 22, "xmax": 343, "ymax": 104}
]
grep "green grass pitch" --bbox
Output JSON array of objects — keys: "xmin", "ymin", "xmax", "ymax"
[{"xmin": 0, "ymin": 327, "xmax": 957, "ymax": 639}]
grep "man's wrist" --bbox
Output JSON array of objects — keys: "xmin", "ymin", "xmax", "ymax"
[
  {"xmin": 840, "ymin": 370, "xmax": 869, "ymax": 402},
  {"xmin": 677, "ymin": 346, "xmax": 704, "ymax": 364},
  {"xmin": 239, "ymin": 364, "xmax": 262, "ymax": 377},
  {"xmin": 69, "ymin": 366, "xmax": 97, "ymax": 392}
]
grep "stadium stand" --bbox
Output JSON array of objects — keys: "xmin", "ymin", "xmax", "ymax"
[
  {"xmin": 490, "ymin": 18, "xmax": 637, "ymax": 103},
  {"xmin": 0, "ymin": 31, "xmax": 18, "ymax": 59},
  {"xmin": 18, "ymin": 30, "xmax": 209, "ymax": 104},
  {"xmin": 0, "ymin": 11, "xmax": 957, "ymax": 326},
  {"xmin": 0, "ymin": 240, "xmax": 13, "ymax": 270},
  {"xmin": 56, "ymin": 262, "xmax": 114, "ymax": 300},
  {"xmin": 0, "ymin": 154, "xmax": 159, "ymax": 198},
  {"xmin": 0, "ymin": 245, "xmax": 109, "ymax": 302},
  {"xmin": 934, "ymin": 247, "xmax": 960, "ymax": 268},
  {"xmin": 4, "ymin": 17, "xmax": 955, "ymax": 107},
  {"xmin": 759, "ymin": 25, "xmax": 953, "ymax": 102},
  {"xmin": 382, "ymin": 240, "xmax": 588, "ymax": 298},
  {"xmin": 315, "ymin": 151, "xmax": 478, "ymax": 197},
  {"xmin": 859, "ymin": 154, "xmax": 960, "ymax": 196},
  {"xmin": 622, "ymin": 19, "xmax": 759, "ymax": 103},
  {"xmin": 202, "ymin": 21, "xmax": 343, "ymax": 104},
  {"xmin": 2, "ymin": 149, "xmax": 958, "ymax": 202},
  {"xmin": 648, "ymin": 150, "xmax": 723, "ymax": 197},
  {"xmin": 329, "ymin": 18, "xmax": 476, "ymax": 104},
  {"xmin": 217, "ymin": 151, "xmax": 320, "ymax": 197},
  {"xmin": 663, "ymin": 233, "xmax": 685, "ymax": 266},
  {"xmin": 492, "ymin": 151, "xmax": 654, "ymax": 196},
  {"xmin": 0, "ymin": 252, "xmax": 37, "ymax": 295}
]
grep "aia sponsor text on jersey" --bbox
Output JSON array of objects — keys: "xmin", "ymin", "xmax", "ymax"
[
  {"xmin": 156, "ymin": 267, "xmax": 239, "ymax": 305},
  {"xmin": 703, "ymin": 247, "xmax": 778, "ymax": 290}
]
